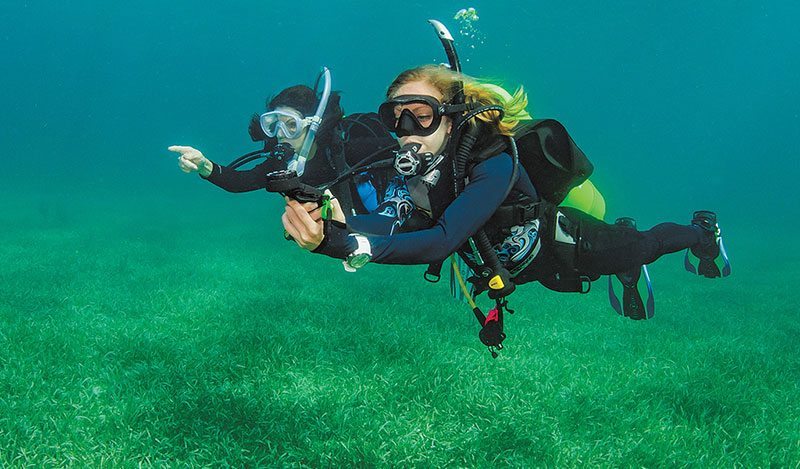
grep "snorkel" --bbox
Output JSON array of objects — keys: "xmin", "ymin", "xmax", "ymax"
[
  {"xmin": 427, "ymin": 19, "xmax": 512, "ymax": 196},
  {"xmin": 428, "ymin": 20, "xmax": 465, "ymax": 195},
  {"xmin": 428, "ymin": 20, "xmax": 462, "ymax": 86},
  {"xmin": 294, "ymin": 67, "xmax": 332, "ymax": 176},
  {"xmin": 260, "ymin": 67, "xmax": 334, "ymax": 228},
  {"xmin": 427, "ymin": 18, "xmax": 519, "ymax": 358}
]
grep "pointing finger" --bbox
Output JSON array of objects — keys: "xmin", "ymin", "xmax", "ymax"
[
  {"xmin": 168, "ymin": 145, "xmax": 196, "ymax": 155},
  {"xmin": 168, "ymin": 145, "xmax": 185, "ymax": 154}
]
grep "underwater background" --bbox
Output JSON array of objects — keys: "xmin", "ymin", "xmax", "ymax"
[{"xmin": 2, "ymin": 0, "xmax": 799, "ymax": 465}]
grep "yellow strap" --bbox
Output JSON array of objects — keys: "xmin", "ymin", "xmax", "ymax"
[{"xmin": 451, "ymin": 255, "xmax": 477, "ymax": 309}]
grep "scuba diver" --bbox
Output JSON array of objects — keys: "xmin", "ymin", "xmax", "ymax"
[
  {"xmin": 280, "ymin": 22, "xmax": 730, "ymax": 358},
  {"xmin": 168, "ymin": 68, "xmax": 398, "ymax": 215},
  {"xmin": 283, "ymin": 64, "xmax": 730, "ymax": 356}
]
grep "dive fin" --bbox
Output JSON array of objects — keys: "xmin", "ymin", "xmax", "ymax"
[
  {"xmin": 608, "ymin": 275, "xmax": 623, "ymax": 315},
  {"xmin": 642, "ymin": 265, "xmax": 655, "ymax": 319},
  {"xmin": 719, "ymin": 237, "xmax": 732, "ymax": 277},
  {"xmin": 684, "ymin": 249, "xmax": 697, "ymax": 274},
  {"xmin": 608, "ymin": 265, "xmax": 655, "ymax": 320},
  {"xmin": 684, "ymin": 237, "xmax": 732, "ymax": 278},
  {"xmin": 621, "ymin": 280, "xmax": 646, "ymax": 319},
  {"xmin": 684, "ymin": 211, "xmax": 731, "ymax": 278},
  {"xmin": 697, "ymin": 255, "xmax": 722, "ymax": 278},
  {"xmin": 619, "ymin": 266, "xmax": 645, "ymax": 320},
  {"xmin": 608, "ymin": 217, "xmax": 655, "ymax": 320}
]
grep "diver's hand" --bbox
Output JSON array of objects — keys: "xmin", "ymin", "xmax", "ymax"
[
  {"xmin": 167, "ymin": 145, "xmax": 213, "ymax": 178},
  {"xmin": 288, "ymin": 190, "xmax": 346, "ymax": 223},
  {"xmin": 323, "ymin": 190, "xmax": 346, "ymax": 223},
  {"xmin": 283, "ymin": 189, "xmax": 347, "ymax": 223},
  {"xmin": 283, "ymin": 199, "xmax": 325, "ymax": 250}
]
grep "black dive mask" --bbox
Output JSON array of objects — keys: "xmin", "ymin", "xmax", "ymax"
[{"xmin": 379, "ymin": 95, "xmax": 473, "ymax": 137}]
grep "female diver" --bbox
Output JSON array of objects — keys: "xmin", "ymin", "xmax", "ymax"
[
  {"xmin": 168, "ymin": 69, "xmax": 397, "ymax": 215},
  {"xmin": 282, "ymin": 65, "xmax": 730, "ymax": 355}
]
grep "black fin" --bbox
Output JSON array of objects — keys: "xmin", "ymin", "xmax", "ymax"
[
  {"xmin": 696, "ymin": 256, "xmax": 722, "ymax": 278},
  {"xmin": 687, "ymin": 210, "xmax": 728, "ymax": 279},
  {"xmin": 607, "ymin": 217, "xmax": 651, "ymax": 320},
  {"xmin": 618, "ymin": 268, "xmax": 646, "ymax": 320}
]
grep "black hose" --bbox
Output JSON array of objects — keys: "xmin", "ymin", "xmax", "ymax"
[
  {"xmin": 227, "ymin": 149, "xmax": 269, "ymax": 169},
  {"xmin": 228, "ymin": 152, "xmax": 270, "ymax": 170},
  {"xmin": 453, "ymin": 126, "xmax": 479, "ymax": 195},
  {"xmin": 319, "ymin": 142, "xmax": 399, "ymax": 190},
  {"xmin": 455, "ymin": 105, "xmax": 505, "ymax": 132}
]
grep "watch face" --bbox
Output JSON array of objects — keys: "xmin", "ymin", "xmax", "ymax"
[{"xmin": 347, "ymin": 253, "xmax": 371, "ymax": 269}]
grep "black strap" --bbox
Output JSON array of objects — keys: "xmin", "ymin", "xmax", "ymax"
[
  {"xmin": 491, "ymin": 201, "xmax": 543, "ymax": 228},
  {"xmin": 535, "ymin": 206, "xmax": 594, "ymax": 294},
  {"xmin": 424, "ymin": 260, "xmax": 445, "ymax": 282}
]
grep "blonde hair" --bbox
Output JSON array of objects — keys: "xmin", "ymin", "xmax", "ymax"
[{"xmin": 386, "ymin": 65, "xmax": 530, "ymax": 136}]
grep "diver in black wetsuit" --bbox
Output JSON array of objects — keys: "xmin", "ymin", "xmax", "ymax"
[
  {"xmin": 168, "ymin": 69, "xmax": 398, "ymax": 215},
  {"xmin": 281, "ymin": 64, "xmax": 730, "ymax": 355},
  {"xmin": 286, "ymin": 64, "xmax": 726, "ymax": 274}
]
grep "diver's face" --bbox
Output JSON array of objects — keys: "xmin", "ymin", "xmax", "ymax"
[
  {"xmin": 274, "ymin": 106, "xmax": 311, "ymax": 150},
  {"xmin": 391, "ymin": 80, "xmax": 451, "ymax": 155}
]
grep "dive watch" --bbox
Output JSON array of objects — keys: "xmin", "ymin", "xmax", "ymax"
[{"xmin": 343, "ymin": 234, "xmax": 372, "ymax": 272}]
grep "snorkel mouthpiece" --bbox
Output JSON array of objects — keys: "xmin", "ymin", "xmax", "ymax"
[{"xmin": 294, "ymin": 67, "xmax": 332, "ymax": 176}]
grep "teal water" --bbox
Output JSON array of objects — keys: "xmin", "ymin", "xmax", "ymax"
[
  {"xmin": 2, "ymin": 1, "xmax": 800, "ymax": 464},
  {"xmin": 4, "ymin": 1, "xmax": 798, "ymax": 216},
  {"xmin": 4, "ymin": 1, "xmax": 799, "ymax": 275}
]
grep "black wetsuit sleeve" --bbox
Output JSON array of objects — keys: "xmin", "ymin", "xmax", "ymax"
[
  {"xmin": 203, "ymin": 159, "xmax": 281, "ymax": 193},
  {"xmin": 315, "ymin": 153, "xmax": 514, "ymax": 263}
]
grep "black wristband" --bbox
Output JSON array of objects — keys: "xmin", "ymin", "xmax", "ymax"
[
  {"xmin": 312, "ymin": 220, "xmax": 355, "ymax": 259},
  {"xmin": 201, "ymin": 161, "xmax": 221, "ymax": 180}
]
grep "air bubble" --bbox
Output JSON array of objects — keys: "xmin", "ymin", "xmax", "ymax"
[{"xmin": 453, "ymin": 7, "xmax": 486, "ymax": 51}]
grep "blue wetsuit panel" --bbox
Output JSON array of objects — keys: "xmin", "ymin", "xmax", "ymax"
[
  {"xmin": 352, "ymin": 153, "xmax": 517, "ymax": 265},
  {"xmin": 347, "ymin": 175, "xmax": 415, "ymax": 235},
  {"xmin": 355, "ymin": 173, "xmax": 379, "ymax": 212}
]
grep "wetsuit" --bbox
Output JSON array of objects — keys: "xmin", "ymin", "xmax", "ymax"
[
  {"xmin": 204, "ymin": 145, "xmax": 337, "ymax": 190},
  {"xmin": 316, "ymin": 152, "xmax": 706, "ymax": 289},
  {"xmin": 204, "ymin": 113, "xmax": 397, "ymax": 215}
]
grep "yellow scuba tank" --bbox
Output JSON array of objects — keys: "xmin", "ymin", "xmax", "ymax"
[
  {"xmin": 560, "ymin": 179, "xmax": 606, "ymax": 220},
  {"xmin": 480, "ymin": 83, "xmax": 605, "ymax": 220}
]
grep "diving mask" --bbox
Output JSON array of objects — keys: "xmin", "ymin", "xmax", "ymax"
[
  {"xmin": 379, "ymin": 95, "xmax": 471, "ymax": 137},
  {"xmin": 259, "ymin": 108, "xmax": 318, "ymax": 140}
]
